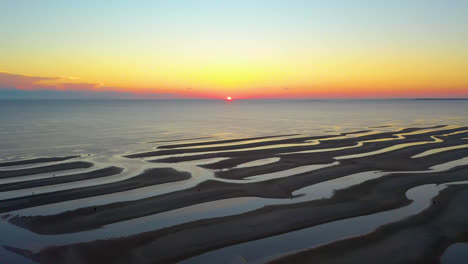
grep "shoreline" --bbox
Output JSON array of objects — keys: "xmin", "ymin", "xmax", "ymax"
[{"xmin": 16, "ymin": 166, "xmax": 468, "ymax": 264}]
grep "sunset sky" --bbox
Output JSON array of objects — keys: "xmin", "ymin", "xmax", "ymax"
[{"xmin": 1, "ymin": 0, "xmax": 467, "ymax": 99}]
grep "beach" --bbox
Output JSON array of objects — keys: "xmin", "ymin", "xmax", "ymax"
[{"xmin": 0, "ymin": 100, "xmax": 467, "ymax": 264}]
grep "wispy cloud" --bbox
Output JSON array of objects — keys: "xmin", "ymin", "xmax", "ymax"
[
  {"xmin": 0, "ymin": 88, "xmax": 178, "ymax": 100},
  {"xmin": 0, "ymin": 72, "xmax": 182, "ymax": 99},
  {"xmin": 0, "ymin": 72, "xmax": 59, "ymax": 89}
]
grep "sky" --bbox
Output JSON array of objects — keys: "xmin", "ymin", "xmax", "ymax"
[{"xmin": 0, "ymin": 0, "xmax": 467, "ymax": 99}]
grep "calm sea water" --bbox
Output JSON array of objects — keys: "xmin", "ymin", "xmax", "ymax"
[{"xmin": 1, "ymin": 99, "xmax": 467, "ymax": 158}]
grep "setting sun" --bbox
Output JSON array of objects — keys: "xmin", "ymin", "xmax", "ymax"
[{"xmin": 226, "ymin": 96, "xmax": 232, "ymax": 101}]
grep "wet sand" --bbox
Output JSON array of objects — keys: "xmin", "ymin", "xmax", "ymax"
[
  {"xmin": 155, "ymin": 134, "xmax": 301, "ymax": 149},
  {"xmin": 270, "ymin": 184, "xmax": 468, "ymax": 264},
  {"xmin": 14, "ymin": 167, "xmax": 468, "ymax": 264},
  {"xmin": 126, "ymin": 130, "xmax": 381, "ymax": 158},
  {"xmin": 0, "ymin": 161, "xmax": 93, "ymax": 179},
  {"xmin": 6, "ymin": 127, "xmax": 468, "ymax": 235},
  {"xmin": 9, "ymin": 142, "xmax": 467, "ymax": 235},
  {"xmin": 1, "ymin": 168, "xmax": 190, "ymax": 213},
  {"xmin": 148, "ymin": 126, "xmax": 458, "ymax": 165},
  {"xmin": 1, "ymin": 125, "xmax": 467, "ymax": 264},
  {"xmin": 147, "ymin": 136, "xmax": 214, "ymax": 144},
  {"xmin": 0, "ymin": 167, "xmax": 123, "ymax": 192},
  {"xmin": 0, "ymin": 155, "xmax": 79, "ymax": 167}
]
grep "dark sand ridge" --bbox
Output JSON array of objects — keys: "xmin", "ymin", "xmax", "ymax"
[
  {"xmin": 0, "ymin": 155, "xmax": 79, "ymax": 167},
  {"xmin": 10, "ymin": 139, "xmax": 468, "ymax": 235},
  {"xmin": 126, "ymin": 130, "xmax": 382, "ymax": 158},
  {"xmin": 147, "ymin": 136, "xmax": 213, "ymax": 144},
  {"xmin": 0, "ymin": 161, "xmax": 94, "ymax": 179},
  {"xmin": 15, "ymin": 166, "xmax": 468, "ymax": 264},
  {"xmin": 149, "ymin": 126, "xmax": 462, "ymax": 165},
  {"xmin": 7, "ymin": 129, "xmax": 467, "ymax": 234},
  {"xmin": 270, "ymin": 184, "xmax": 468, "ymax": 264},
  {"xmin": 199, "ymin": 129, "xmax": 468, "ymax": 179},
  {"xmin": 155, "ymin": 133, "xmax": 303, "ymax": 149},
  {"xmin": 0, "ymin": 166, "xmax": 123, "ymax": 192},
  {"xmin": 155, "ymin": 130, "xmax": 376, "ymax": 149},
  {"xmin": 0, "ymin": 168, "xmax": 190, "ymax": 214},
  {"xmin": 0, "ymin": 128, "xmax": 438, "ymax": 204}
]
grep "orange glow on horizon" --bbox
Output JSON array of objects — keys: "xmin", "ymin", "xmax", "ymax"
[
  {"xmin": 1, "ymin": 1, "xmax": 468, "ymax": 99},
  {"xmin": 1, "ymin": 70, "xmax": 466, "ymax": 99}
]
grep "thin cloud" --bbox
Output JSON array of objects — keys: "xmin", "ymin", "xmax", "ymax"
[
  {"xmin": 0, "ymin": 72, "xmax": 59, "ymax": 89},
  {"xmin": 0, "ymin": 72, "xmax": 183, "ymax": 99}
]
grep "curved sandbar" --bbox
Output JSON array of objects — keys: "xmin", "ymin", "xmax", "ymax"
[
  {"xmin": 156, "ymin": 134, "xmax": 301, "ymax": 149},
  {"xmin": 213, "ymin": 128, "xmax": 468, "ymax": 179},
  {"xmin": 0, "ymin": 155, "xmax": 79, "ymax": 167},
  {"xmin": 0, "ymin": 161, "xmax": 94, "ymax": 179},
  {"xmin": 0, "ymin": 166, "xmax": 123, "ymax": 192},
  {"xmin": 148, "ymin": 136, "xmax": 213, "ymax": 144},
  {"xmin": 270, "ymin": 184, "xmax": 468, "ymax": 264},
  {"xmin": 0, "ymin": 168, "xmax": 190, "ymax": 214},
  {"xmin": 127, "ymin": 135, "xmax": 324, "ymax": 158},
  {"xmin": 16, "ymin": 166, "xmax": 468, "ymax": 264},
  {"xmin": 150, "ymin": 127, "xmax": 461, "ymax": 166},
  {"xmin": 9, "ymin": 145, "xmax": 468, "ymax": 235},
  {"xmin": 126, "ymin": 130, "xmax": 382, "ymax": 158}
]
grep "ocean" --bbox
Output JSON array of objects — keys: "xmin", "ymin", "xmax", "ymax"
[{"xmin": 1, "ymin": 99, "xmax": 467, "ymax": 158}]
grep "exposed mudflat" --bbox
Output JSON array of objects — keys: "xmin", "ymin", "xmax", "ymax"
[{"xmin": 1, "ymin": 125, "xmax": 467, "ymax": 264}]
